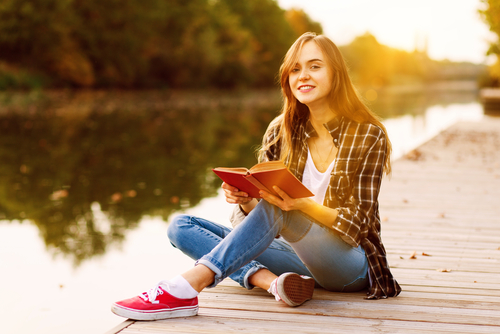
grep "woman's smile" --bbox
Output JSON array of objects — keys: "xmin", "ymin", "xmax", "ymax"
[
  {"xmin": 289, "ymin": 41, "xmax": 333, "ymax": 110},
  {"xmin": 298, "ymin": 85, "xmax": 315, "ymax": 93}
]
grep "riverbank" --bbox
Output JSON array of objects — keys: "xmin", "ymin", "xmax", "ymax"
[
  {"xmin": 109, "ymin": 115, "xmax": 500, "ymax": 334},
  {"xmin": 0, "ymin": 84, "xmax": 480, "ymax": 122}
]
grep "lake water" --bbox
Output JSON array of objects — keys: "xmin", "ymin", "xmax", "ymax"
[{"xmin": 0, "ymin": 87, "xmax": 483, "ymax": 334}]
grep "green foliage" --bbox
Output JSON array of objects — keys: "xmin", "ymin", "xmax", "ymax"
[
  {"xmin": 220, "ymin": 0, "xmax": 296, "ymax": 85},
  {"xmin": 0, "ymin": 0, "xmax": 306, "ymax": 88},
  {"xmin": 341, "ymin": 33, "xmax": 432, "ymax": 86},
  {"xmin": 0, "ymin": 62, "xmax": 49, "ymax": 90},
  {"xmin": 0, "ymin": 0, "xmax": 92, "ymax": 86},
  {"xmin": 285, "ymin": 8, "xmax": 323, "ymax": 37},
  {"xmin": 480, "ymin": 0, "xmax": 500, "ymax": 84},
  {"xmin": 340, "ymin": 33, "xmax": 483, "ymax": 87},
  {"xmin": 0, "ymin": 1, "xmax": 480, "ymax": 89}
]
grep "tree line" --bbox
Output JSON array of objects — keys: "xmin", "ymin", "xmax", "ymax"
[
  {"xmin": 340, "ymin": 33, "xmax": 485, "ymax": 87},
  {"xmin": 0, "ymin": 0, "xmax": 483, "ymax": 90},
  {"xmin": 0, "ymin": 0, "xmax": 321, "ymax": 89},
  {"xmin": 480, "ymin": 0, "xmax": 500, "ymax": 86}
]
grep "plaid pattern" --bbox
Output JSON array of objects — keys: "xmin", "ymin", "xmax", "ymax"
[{"xmin": 261, "ymin": 116, "xmax": 401, "ymax": 299}]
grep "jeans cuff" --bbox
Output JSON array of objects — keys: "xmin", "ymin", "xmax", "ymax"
[
  {"xmin": 196, "ymin": 256, "xmax": 224, "ymax": 288},
  {"xmin": 241, "ymin": 263, "xmax": 268, "ymax": 290}
]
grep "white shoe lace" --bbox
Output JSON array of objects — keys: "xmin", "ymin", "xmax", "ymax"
[
  {"xmin": 267, "ymin": 278, "xmax": 281, "ymax": 302},
  {"xmin": 140, "ymin": 281, "xmax": 175, "ymax": 304}
]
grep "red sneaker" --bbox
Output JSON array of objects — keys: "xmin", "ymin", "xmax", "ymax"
[{"xmin": 111, "ymin": 281, "xmax": 198, "ymax": 320}]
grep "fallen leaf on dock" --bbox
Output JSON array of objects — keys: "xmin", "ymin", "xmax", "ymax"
[
  {"xmin": 409, "ymin": 251, "xmax": 417, "ymax": 259},
  {"xmin": 437, "ymin": 268, "xmax": 451, "ymax": 272},
  {"xmin": 405, "ymin": 149, "xmax": 423, "ymax": 161},
  {"xmin": 421, "ymin": 252, "xmax": 431, "ymax": 256}
]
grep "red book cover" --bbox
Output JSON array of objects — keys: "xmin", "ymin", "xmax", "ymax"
[{"xmin": 213, "ymin": 161, "xmax": 313, "ymax": 199}]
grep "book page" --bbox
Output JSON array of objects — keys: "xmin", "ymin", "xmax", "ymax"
[
  {"xmin": 212, "ymin": 167, "xmax": 249, "ymax": 174},
  {"xmin": 249, "ymin": 161, "xmax": 286, "ymax": 173}
]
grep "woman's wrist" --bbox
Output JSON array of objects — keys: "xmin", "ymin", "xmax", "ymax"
[
  {"xmin": 296, "ymin": 197, "xmax": 315, "ymax": 212},
  {"xmin": 238, "ymin": 204, "xmax": 249, "ymax": 216},
  {"xmin": 240, "ymin": 198, "xmax": 258, "ymax": 215}
]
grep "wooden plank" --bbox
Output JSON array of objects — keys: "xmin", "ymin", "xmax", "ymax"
[
  {"xmin": 104, "ymin": 320, "xmax": 133, "ymax": 334},
  {"xmin": 119, "ymin": 309, "xmax": 500, "ymax": 334},
  {"xmin": 199, "ymin": 308, "xmax": 500, "ymax": 334},
  {"xmin": 197, "ymin": 293, "xmax": 500, "ymax": 325},
  {"xmin": 208, "ymin": 284, "xmax": 500, "ymax": 304},
  {"xmin": 203, "ymin": 286, "xmax": 500, "ymax": 311}
]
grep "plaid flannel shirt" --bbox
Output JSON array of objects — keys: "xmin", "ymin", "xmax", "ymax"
[{"xmin": 260, "ymin": 115, "xmax": 401, "ymax": 299}]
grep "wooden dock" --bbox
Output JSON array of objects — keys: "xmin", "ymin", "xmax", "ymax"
[
  {"xmin": 480, "ymin": 88, "xmax": 500, "ymax": 115},
  {"xmin": 108, "ymin": 116, "xmax": 500, "ymax": 334}
]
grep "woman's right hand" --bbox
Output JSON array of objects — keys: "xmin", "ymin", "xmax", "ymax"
[{"xmin": 221, "ymin": 182, "xmax": 254, "ymax": 205}]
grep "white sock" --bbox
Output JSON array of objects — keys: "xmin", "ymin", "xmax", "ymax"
[
  {"xmin": 161, "ymin": 275, "xmax": 199, "ymax": 299},
  {"xmin": 267, "ymin": 277, "xmax": 281, "ymax": 302}
]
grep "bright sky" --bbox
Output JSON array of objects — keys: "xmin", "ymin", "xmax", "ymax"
[{"xmin": 277, "ymin": 0, "xmax": 495, "ymax": 64}]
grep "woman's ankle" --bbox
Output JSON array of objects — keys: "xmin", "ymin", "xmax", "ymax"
[
  {"xmin": 181, "ymin": 264, "xmax": 216, "ymax": 292},
  {"xmin": 248, "ymin": 268, "xmax": 278, "ymax": 291}
]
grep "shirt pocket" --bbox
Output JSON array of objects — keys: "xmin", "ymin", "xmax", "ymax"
[{"xmin": 331, "ymin": 158, "xmax": 359, "ymax": 201}]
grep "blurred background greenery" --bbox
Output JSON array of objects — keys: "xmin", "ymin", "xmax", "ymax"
[
  {"xmin": 480, "ymin": 0, "xmax": 500, "ymax": 85},
  {"xmin": 0, "ymin": 0, "xmax": 495, "ymax": 90}
]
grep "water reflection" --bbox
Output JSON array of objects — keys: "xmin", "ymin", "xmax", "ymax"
[
  {"xmin": 0, "ymin": 87, "xmax": 478, "ymax": 265},
  {"xmin": 0, "ymin": 90, "xmax": 277, "ymax": 265},
  {"xmin": 386, "ymin": 102, "xmax": 484, "ymax": 159}
]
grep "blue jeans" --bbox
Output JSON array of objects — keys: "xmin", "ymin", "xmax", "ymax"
[{"xmin": 167, "ymin": 200, "xmax": 368, "ymax": 292}]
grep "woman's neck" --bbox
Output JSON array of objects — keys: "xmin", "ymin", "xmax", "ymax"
[{"xmin": 308, "ymin": 106, "xmax": 336, "ymax": 138}]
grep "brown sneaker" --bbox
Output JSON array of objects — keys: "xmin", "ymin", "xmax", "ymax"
[{"xmin": 269, "ymin": 272, "xmax": 315, "ymax": 307}]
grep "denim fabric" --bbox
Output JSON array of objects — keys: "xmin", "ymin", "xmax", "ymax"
[{"xmin": 167, "ymin": 200, "xmax": 368, "ymax": 292}]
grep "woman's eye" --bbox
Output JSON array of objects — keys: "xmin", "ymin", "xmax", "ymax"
[
  {"xmin": 311, "ymin": 65, "xmax": 320, "ymax": 69},
  {"xmin": 291, "ymin": 68, "xmax": 299, "ymax": 72}
]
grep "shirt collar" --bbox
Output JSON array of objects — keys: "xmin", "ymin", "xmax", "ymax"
[{"xmin": 304, "ymin": 115, "xmax": 343, "ymax": 147}]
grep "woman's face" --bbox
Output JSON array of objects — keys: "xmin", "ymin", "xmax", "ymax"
[{"xmin": 288, "ymin": 41, "xmax": 333, "ymax": 110}]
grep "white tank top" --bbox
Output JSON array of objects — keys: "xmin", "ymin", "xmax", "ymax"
[{"xmin": 302, "ymin": 147, "xmax": 335, "ymax": 205}]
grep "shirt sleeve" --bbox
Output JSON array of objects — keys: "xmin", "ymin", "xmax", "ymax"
[
  {"xmin": 259, "ymin": 122, "xmax": 281, "ymax": 163},
  {"xmin": 229, "ymin": 204, "xmax": 247, "ymax": 228},
  {"xmin": 331, "ymin": 125, "xmax": 386, "ymax": 247}
]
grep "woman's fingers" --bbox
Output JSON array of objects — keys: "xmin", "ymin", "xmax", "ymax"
[
  {"xmin": 259, "ymin": 189, "xmax": 281, "ymax": 206},
  {"xmin": 222, "ymin": 182, "xmax": 252, "ymax": 204},
  {"xmin": 261, "ymin": 186, "xmax": 298, "ymax": 211},
  {"xmin": 272, "ymin": 186, "xmax": 290, "ymax": 200}
]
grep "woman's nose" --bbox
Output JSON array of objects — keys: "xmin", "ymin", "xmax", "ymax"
[{"xmin": 299, "ymin": 70, "xmax": 310, "ymax": 81}]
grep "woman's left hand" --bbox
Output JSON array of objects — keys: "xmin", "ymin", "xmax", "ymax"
[{"xmin": 260, "ymin": 186, "xmax": 308, "ymax": 211}]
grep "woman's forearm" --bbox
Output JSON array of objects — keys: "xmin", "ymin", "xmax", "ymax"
[
  {"xmin": 259, "ymin": 187, "xmax": 338, "ymax": 229},
  {"xmin": 240, "ymin": 198, "xmax": 259, "ymax": 215},
  {"xmin": 299, "ymin": 198, "xmax": 339, "ymax": 230}
]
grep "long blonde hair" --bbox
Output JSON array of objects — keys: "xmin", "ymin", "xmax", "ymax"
[{"xmin": 260, "ymin": 32, "xmax": 392, "ymax": 175}]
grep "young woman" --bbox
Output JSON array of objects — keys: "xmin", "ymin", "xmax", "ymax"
[{"xmin": 112, "ymin": 32, "xmax": 401, "ymax": 321}]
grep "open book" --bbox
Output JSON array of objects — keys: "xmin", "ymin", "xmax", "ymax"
[{"xmin": 213, "ymin": 161, "xmax": 314, "ymax": 199}]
